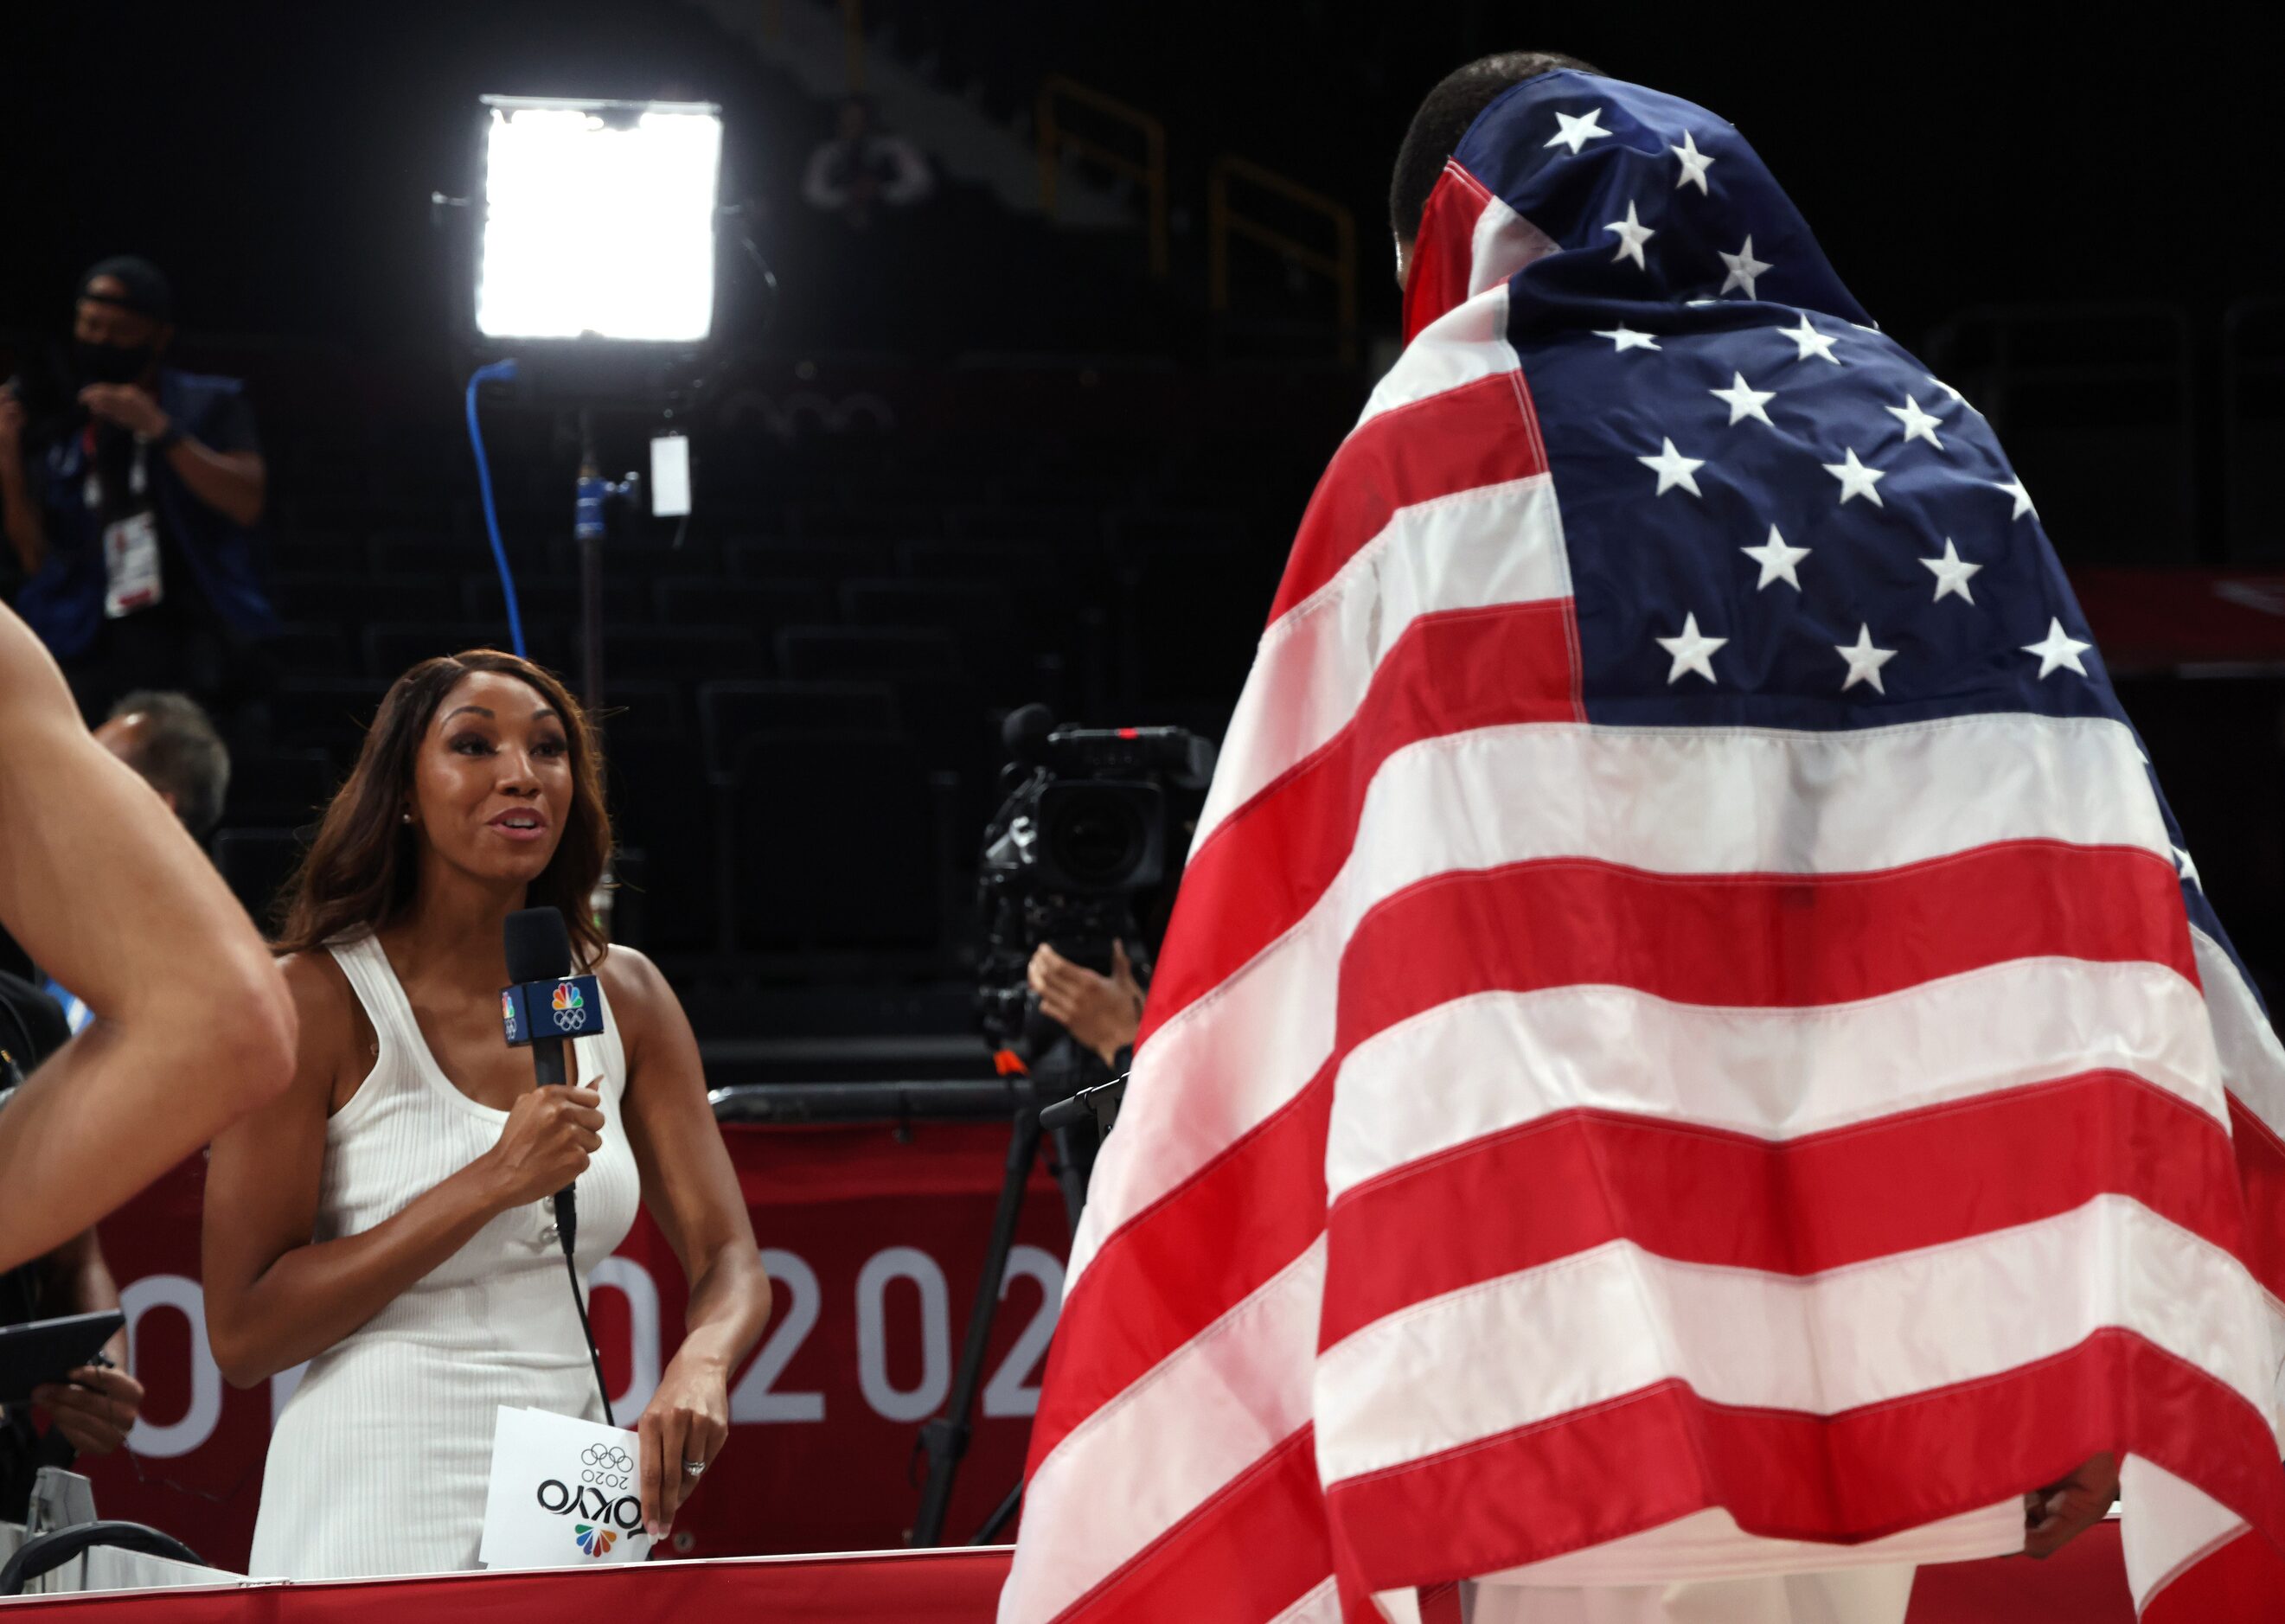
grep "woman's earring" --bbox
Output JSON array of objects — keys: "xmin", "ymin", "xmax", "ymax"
[{"xmin": 401, "ymin": 812, "xmax": 413, "ymax": 825}]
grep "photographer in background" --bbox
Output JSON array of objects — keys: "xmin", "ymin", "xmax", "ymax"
[
  {"xmin": 0, "ymin": 973, "xmax": 144, "ymax": 1521},
  {"xmin": 1027, "ymin": 941, "xmax": 1144, "ymax": 1071},
  {"xmin": 0, "ymin": 257, "xmax": 277, "ymax": 737}
]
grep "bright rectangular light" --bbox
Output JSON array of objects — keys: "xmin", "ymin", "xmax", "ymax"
[{"xmin": 476, "ymin": 96, "xmax": 722, "ymax": 343}]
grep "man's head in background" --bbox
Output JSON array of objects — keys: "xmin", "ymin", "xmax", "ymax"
[
  {"xmin": 1389, "ymin": 51, "xmax": 1601, "ymax": 291},
  {"xmin": 95, "ymin": 691, "xmax": 229, "ymax": 841},
  {"xmin": 72, "ymin": 256, "xmax": 175, "ymax": 391}
]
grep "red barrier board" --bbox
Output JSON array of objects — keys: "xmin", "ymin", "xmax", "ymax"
[
  {"xmin": 0, "ymin": 1534, "xmax": 2137, "ymax": 1622},
  {"xmin": 76, "ymin": 1121, "xmax": 1068, "ymax": 1574}
]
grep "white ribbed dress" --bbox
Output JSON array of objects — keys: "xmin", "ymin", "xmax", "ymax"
[{"xmin": 246, "ymin": 934, "xmax": 641, "ymax": 1580}]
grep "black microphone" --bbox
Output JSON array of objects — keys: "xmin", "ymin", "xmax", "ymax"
[
  {"xmin": 503, "ymin": 905, "xmax": 578, "ymax": 1255},
  {"xmin": 1001, "ymin": 702, "xmax": 1058, "ymax": 765}
]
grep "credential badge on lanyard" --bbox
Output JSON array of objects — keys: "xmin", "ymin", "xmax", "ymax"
[{"xmin": 88, "ymin": 440, "xmax": 163, "ymax": 620}]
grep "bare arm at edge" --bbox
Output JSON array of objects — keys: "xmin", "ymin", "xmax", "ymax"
[{"xmin": 0, "ymin": 600, "xmax": 297, "ymax": 1271}]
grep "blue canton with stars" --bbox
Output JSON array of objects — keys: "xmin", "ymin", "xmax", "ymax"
[{"xmin": 1443, "ymin": 70, "xmax": 2242, "ymax": 979}]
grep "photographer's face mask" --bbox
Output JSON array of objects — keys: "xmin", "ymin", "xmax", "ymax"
[{"xmin": 72, "ymin": 336, "xmax": 157, "ymax": 388}]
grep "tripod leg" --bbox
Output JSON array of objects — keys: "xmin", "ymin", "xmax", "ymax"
[
  {"xmin": 1043, "ymin": 1121, "xmax": 1091, "ymax": 1235},
  {"xmin": 911, "ymin": 1108, "xmax": 1040, "ymax": 1546}
]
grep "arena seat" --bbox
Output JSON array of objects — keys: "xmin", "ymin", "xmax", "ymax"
[
  {"xmin": 656, "ymin": 578, "xmax": 833, "ymax": 634},
  {"xmin": 269, "ymin": 678, "xmax": 387, "ymax": 752},
  {"xmin": 602, "ymin": 625, "xmax": 768, "ymax": 683},
  {"xmin": 729, "ymin": 731, "xmax": 944, "ymax": 951},
  {"xmin": 697, "ymin": 681, "xmax": 903, "ymax": 782},
  {"xmin": 726, "ymin": 540, "xmax": 893, "ymax": 583},
  {"xmin": 275, "ymin": 571, "xmax": 461, "ymax": 626},
  {"xmin": 213, "ymin": 827, "xmax": 305, "ymax": 928},
  {"xmin": 223, "ymin": 749, "xmax": 336, "ymax": 830},
  {"xmin": 266, "ymin": 621, "xmax": 355, "ymax": 679}
]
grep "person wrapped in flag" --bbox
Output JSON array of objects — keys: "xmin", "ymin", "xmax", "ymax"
[{"xmin": 1002, "ymin": 50, "xmax": 2285, "ymax": 1624}]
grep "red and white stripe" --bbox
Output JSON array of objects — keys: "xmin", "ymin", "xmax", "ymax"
[{"xmin": 1002, "ymin": 277, "xmax": 2285, "ymax": 1623}]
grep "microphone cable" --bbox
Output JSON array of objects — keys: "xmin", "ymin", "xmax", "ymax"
[{"xmin": 555, "ymin": 1221, "xmax": 614, "ymax": 1428}]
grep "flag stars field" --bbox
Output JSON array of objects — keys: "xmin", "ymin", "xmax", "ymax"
[
  {"xmin": 1835, "ymin": 624, "xmax": 1898, "ymax": 693},
  {"xmin": 1921, "ymin": 540, "xmax": 1981, "ymax": 604},
  {"xmin": 1605, "ymin": 201, "xmax": 1655, "ymax": 268},
  {"xmin": 1711, "ymin": 372, "xmax": 1776, "ymax": 426},
  {"xmin": 1823, "ymin": 447, "xmax": 1885, "ymax": 506},
  {"xmin": 1671, "ymin": 130, "xmax": 1715, "ymax": 193},
  {"xmin": 1886, "ymin": 393, "xmax": 1946, "ymax": 451},
  {"xmin": 1741, "ymin": 526, "xmax": 1809, "ymax": 591},
  {"xmin": 1640, "ymin": 438, "xmax": 1707, "ymax": 496},
  {"xmin": 1719, "ymin": 236, "xmax": 1770, "ymax": 297},
  {"xmin": 1656, "ymin": 613, "xmax": 1726, "ymax": 683},
  {"xmin": 1546, "ymin": 106, "xmax": 1612, "ymax": 154},
  {"xmin": 1778, "ymin": 314, "xmax": 1840, "ymax": 363},
  {"xmin": 2022, "ymin": 617, "xmax": 2092, "ymax": 679}
]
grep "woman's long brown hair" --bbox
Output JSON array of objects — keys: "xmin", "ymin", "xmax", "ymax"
[{"xmin": 273, "ymin": 649, "xmax": 612, "ymax": 968}]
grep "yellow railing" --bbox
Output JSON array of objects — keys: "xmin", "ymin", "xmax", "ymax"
[
  {"xmin": 1207, "ymin": 155, "xmax": 1358, "ymax": 361},
  {"xmin": 1036, "ymin": 75, "xmax": 1168, "ymax": 279}
]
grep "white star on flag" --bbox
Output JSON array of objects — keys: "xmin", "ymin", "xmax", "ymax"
[
  {"xmin": 1996, "ymin": 478, "xmax": 2038, "ymax": 520},
  {"xmin": 1920, "ymin": 540, "xmax": 1981, "ymax": 604},
  {"xmin": 2022, "ymin": 617, "xmax": 2092, "ymax": 679},
  {"xmin": 1656, "ymin": 613, "xmax": 1726, "ymax": 684},
  {"xmin": 1741, "ymin": 525, "xmax": 1809, "ymax": 591},
  {"xmin": 1886, "ymin": 393, "xmax": 1945, "ymax": 451},
  {"xmin": 2173, "ymin": 846, "xmax": 2202, "ymax": 890},
  {"xmin": 1822, "ymin": 447, "xmax": 1885, "ymax": 506},
  {"xmin": 1777, "ymin": 314, "xmax": 1840, "ymax": 364},
  {"xmin": 1710, "ymin": 372, "xmax": 1776, "ymax": 426},
  {"xmin": 1594, "ymin": 325, "xmax": 1661, "ymax": 352},
  {"xmin": 1718, "ymin": 236, "xmax": 1770, "ymax": 297},
  {"xmin": 1638, "ymin": 437, "xmax": 1706, "ymax": 497},
  {"xmin": 1605, "ymin": 201, "xmax": 1655, "ymax": 268},
  {"xmin": 1835, "ymin": 624, "xmax": 1898, "ymax": 693},
  {"xmin": 1671, "ymin": 131, "xmax": 1714, "ymax": 193},
  {"xmin": 1546, "ymin": 108, "xmax": 1612, "ymax": 155}
]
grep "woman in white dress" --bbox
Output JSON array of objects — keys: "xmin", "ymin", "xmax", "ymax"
[{"xmin": 202, "ymin": 649, "xmax": 771, "ymax": 1580}]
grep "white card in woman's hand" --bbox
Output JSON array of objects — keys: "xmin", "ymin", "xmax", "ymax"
[{"xmin": 479, "ymin": 1405, "xmax": 655, "ymax": 1569}]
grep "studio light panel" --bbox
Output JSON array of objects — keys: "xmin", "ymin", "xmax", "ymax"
[{"xmin": 476, "ymin": 97, "xmax": 722, "ymax": 343}]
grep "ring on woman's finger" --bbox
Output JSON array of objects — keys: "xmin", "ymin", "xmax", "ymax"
[{"xmin": 681, "ymin": 1458, "xmax": 706, "ymax": 1479}]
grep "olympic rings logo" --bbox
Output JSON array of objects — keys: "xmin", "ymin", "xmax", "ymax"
[{"xmin": 553, "ymin": 1007, "xmax": 589, "ymax": 1033}]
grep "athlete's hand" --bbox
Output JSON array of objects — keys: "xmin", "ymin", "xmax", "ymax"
[{"xmin": 2025, "ymin": 1452, "xmax": 2119, "ymax": 1558}]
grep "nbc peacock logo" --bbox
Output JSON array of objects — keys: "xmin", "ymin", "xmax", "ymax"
[
  {"xmin": 573, "ymin": 1523, "xmax": 617, "ymax": 1557},
  {"xmin": 553, "ymin": 981, "xmax": 584, "ymax": 1013}
]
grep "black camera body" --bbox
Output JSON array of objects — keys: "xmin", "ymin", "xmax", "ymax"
[{"xmin": 975, "ymin": 707, "xmax": 1215, "ymax": 1058}]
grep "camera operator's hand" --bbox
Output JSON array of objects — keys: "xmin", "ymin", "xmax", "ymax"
[
  {"xmin": 1029, "ymin": 942, "xmax": 1144, "ymax": 1068},
  {"xmin": 77, "ymin": 383, "xmax": 170, "ymax": 442}
]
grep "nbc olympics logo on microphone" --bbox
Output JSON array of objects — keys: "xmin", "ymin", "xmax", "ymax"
[{"xmin": 551, "ymin": 980, "xmax": 588, "ymax": 1033}]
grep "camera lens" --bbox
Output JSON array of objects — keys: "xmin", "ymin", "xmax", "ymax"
[{"xmin": 1047, "ymin": 787, "xmax": 1146, "ymax": 887}]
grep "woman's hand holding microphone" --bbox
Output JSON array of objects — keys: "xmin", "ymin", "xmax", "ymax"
[{"xmin": 480, "ymin": 1086, "xmax": 605, "ymax": 1209}]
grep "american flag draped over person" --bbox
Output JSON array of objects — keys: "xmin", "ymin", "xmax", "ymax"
[{"xmin": 1002, "ymin": 68, "xmax": 2285, "ymax": 1623}]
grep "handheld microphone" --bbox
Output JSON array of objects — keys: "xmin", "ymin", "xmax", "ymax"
[
  {"xmin": 502, "ymin": 905, "xmax": 617, "ymax": 1426},
  {"xmin": 503, "ymin": 905, "xmax": 579, "ymax": 1255}
]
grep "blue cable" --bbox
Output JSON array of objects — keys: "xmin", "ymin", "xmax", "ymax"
[{"xmin": 464, "ymin": 359, "xmax": 527, "ymax": 661}]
